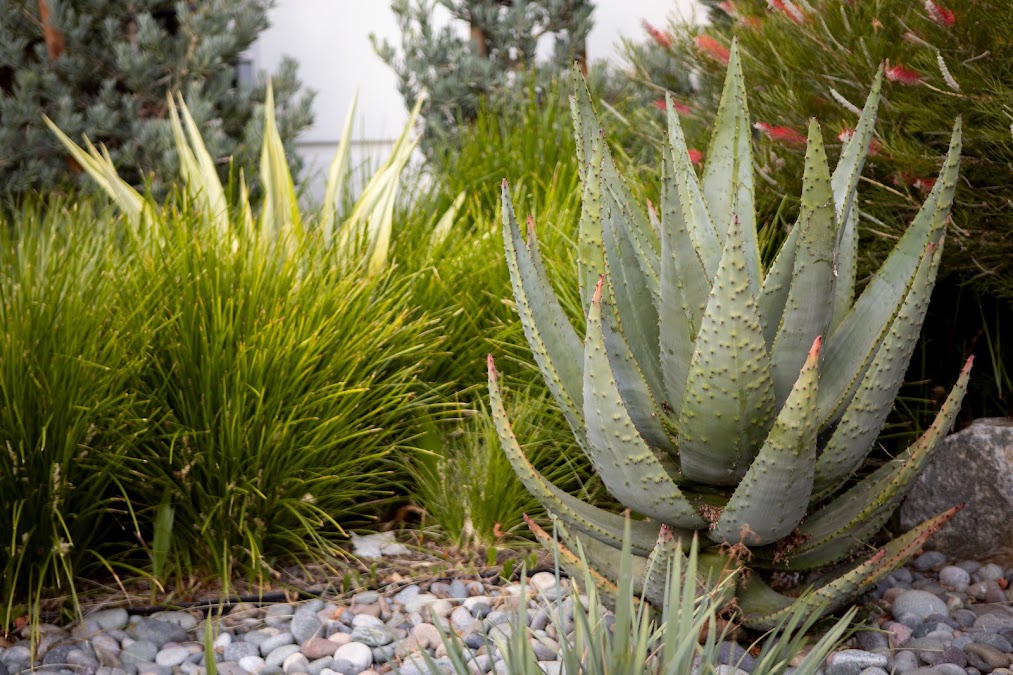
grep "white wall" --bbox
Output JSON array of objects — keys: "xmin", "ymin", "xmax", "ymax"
[{"xmin": 249, "ymin": 0, "xmax": 701, "ymax": 198}]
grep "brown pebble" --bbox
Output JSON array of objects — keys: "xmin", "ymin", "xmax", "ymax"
[
  {"xmin": 299, "ymin": 637, "xmax": 339, "ymax": 660},
  {"xmin": 349, "ymin": 602, "xmax": 381, "ymax": 618},
  {"xmin": 965, "ymin": 642, "xmax": 1012, "ymax": 669},
  {"xmin": 883, "ymin": 587, "xmax": 907, "ymax": 605}
]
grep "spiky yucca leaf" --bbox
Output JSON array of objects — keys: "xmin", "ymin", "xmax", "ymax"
[{"xmin": 491, "ymin": 38, "xmax": 968, "ymax": 630}]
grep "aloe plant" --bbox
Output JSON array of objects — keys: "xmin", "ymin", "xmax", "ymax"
[{"xmin": 489, "ymin": 41, "xmax": 971, "ymax": 630}]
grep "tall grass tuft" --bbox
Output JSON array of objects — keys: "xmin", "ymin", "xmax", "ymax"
[
  {"xmin": 0, "ymin": 200, "xmax": 154, "ymax": 625},
  {"xmin": 120, "ymin": 202, "xmax": 443, "ymax": 586}
]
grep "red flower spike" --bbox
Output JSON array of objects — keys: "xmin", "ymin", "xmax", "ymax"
[
  {"xmin": 654, "ymin": 98, "xmax": 692, "ymax": 115},
  {"xmin": 642, "ymin": 19, "xmax": 672, "ymax": 48},
  {"xmin": 754, "ymin": 121, "xmax": 807, "ymax": 147},
  {"xmin": 886, "ymin": 64, "xmax": 922, "ymax": 85},
  {"xmin": 769, "ymin": 0, "xmax": 805, "ymax": 23},
  {"xmin": 688, "ymin": 148, "xmax": 704, "ymax": 165},
  {"xmin": 925, "ymin": 0, "xmax": 955, "ymax": 27},
  {"xmin": 695, "ymin": 35, "xmax": 730, "ymax": 64},
  {"xmin": 718, "ymin": 1, "xmax": 738, "ymax": 16}
]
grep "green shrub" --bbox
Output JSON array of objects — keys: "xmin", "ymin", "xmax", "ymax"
[{"xmin": 0, "ymin": 0, "xmax": 313, "ymax": 199}]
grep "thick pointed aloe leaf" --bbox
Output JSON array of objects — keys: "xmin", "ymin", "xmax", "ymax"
[
  {"xmin": 602, "ymin": 166, "xmax": 660, "ymax": 300},
  {"xmin": 677, "ymin": 217, "xmax": 775, "ymax": 485},
  {"xmin": 711, "ymin": 337, "xmax": 820, "ymax": 546},
  {"xmin": 831, "ymin": 68, "xmax": 882, "ymax": 230},
  {"xmin": 757, "ymin": 219, "xmax": 802, "ymax": 346},
  {"xmin": 660, "ymin": 140, "xmax": 711, "ymax": 414},
  {"xmin": 819, "ymin": 120, "xmax": 962, "ymax": 425},
  {"xmin": 502, "ymin": 183, "xmax": 586, "ymax": 445},
  {"xmin": 571, "ymin": 67, "xmax": 658, "ymax": 257},
  {"xmin": 667, "ymin": 100, "xmax": 721, "ymax": 277},
  {"xmin": 829, "ymin": 69, "xmax": 883, "ymax": 330},
  {"xmin": 702, "ymin": 41, "xmax": 761, "ymax": 294},
  {"xmin": 564, "ymin": 523, "xmax": 652, "ymax": 595},
  {"xmin": 830, "ymin": 206, "xmax": 859, "ymax": 332},
  {"xmin": 642, "ymin": 525, "xmax": 691, "ymax": 606},
  {"xmin": 773, "ymin": 356, "xmax": 972, "ymax": 569},
  {"xmin": 739, "ymin": 506, "xmax": 962, "ymax": 630},
  {"xmin": 260, "ymin": 82, "xmax": 301, "ymax": 241},
  {"xmin": 599, "ymin": 289, "xmax": 679, "ymax": 461},
  {"xmin": 488, "ymin": 355, "xmax": 665, "ymax": 556},
  {"xmin": 815, "ymin": 242, "xmax": 943, "ymax": 486},
  {"xmin": 602, "ymin": 187, "xmax": 663, "ymax": 389},
  {"xmin": 769, "ymin": 120, "xmax": 836, "ymax": 405},
  {"xmin": 584, "ymin": 280, "xmax": 705, "ymax": 527},
  {"xmin": 578, "ymin": 135, "xmax": 606, "ymax": 310}
]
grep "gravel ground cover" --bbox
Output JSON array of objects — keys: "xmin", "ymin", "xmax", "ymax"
[{"xmin": 2, "ymin": 550, "xmax": 1011, "ymax": 675}]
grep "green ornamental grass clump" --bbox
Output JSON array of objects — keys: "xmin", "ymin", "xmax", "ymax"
[
  {"xmin": 490, "ymin": 42, "xmax": 970, "ymax": 629},
  {"xmin": 0, "ymin": 86, "xmax": 444, "ymax": 622}
]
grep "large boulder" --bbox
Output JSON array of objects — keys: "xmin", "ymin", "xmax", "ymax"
[{"xmin": 900, "ymin": 417, "xmax": 1013, "ymax": 565}]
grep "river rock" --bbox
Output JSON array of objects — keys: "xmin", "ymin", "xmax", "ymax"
[{"xmin": 900, "ymin": 418, "xmax": 1013, "ymax": 564}]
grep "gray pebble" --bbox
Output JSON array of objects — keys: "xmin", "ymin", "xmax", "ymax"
[
  {"xmin": 134, "ymin": 662, "xmax": 173, "ymax": 675},
  {"xmin": 134, "ymin": 621, "xmax": 188, "ymax": 648},
  {"xmin": 914, "ymin": 552, "xmax": 948, "ymax": 571},
  {"xmin": 893, "ymin": 590, "xmax": 949, "ymax": 621},
  {"xmin": 939, "ymin": 566, "xmax": 971, "ymax": 591},
  {"xmin": 825, "ymin": 649, "xmax": 888, "ymax": 675},
  {"xmin": 305, "ymin": 657, "xmax": 333, "ymax": 675},
  {"xmin": 891, "ymin": 650, "xmax": 919, "ymax": 673},
  {"xmin": 392, "ymin": 585, "xmax": 420, "ymax": 607},
  {"xmin": 238, "ymin": 655, "xmax": 266, "ymax": 674},
  {"xmin": 154, "ymin": 646, "xmax": 190, "ymax": 667},
  {"xmin": 974, "ymin": 564, "xmax": 1005, "ymax": 583},
  {"xmin": 351, "ymin": 591, "xmax": 378, "ymax": 606},
  {"xmin": 259, "ymin": 632, "xmax": 295, "ymax": 657},
  {"xmin": 281, "ymin": 652, "xmax": 309, "ymax": 674},
  {"xmin": 447, "ymin": 580, "xmax": 470, "ymax": 600},
  {"xmin": 348, "ymin": 615, "xmax": 393, "ymax": 647},
  {"xmin": 858, "ymin": 669, "xmax": 889, "ymax": 675},
  {"xmin": 264, "ymin": 645, "xmax": 302, "ymax": 668},
  {"xmin": 121, "ymin": 642, "xmax": 159, "ymax": 666},
  {"xmin": 972, "ymin": 631, "xmax": 1013, "ymax": 652},
  {"xmin": 149, "ymin": 612, "xmax": 198, "ymax": 631},
  {"xmin": 224, "ymin": 642, "xmax": 260, "ymax": 663},
  {"xmin": 975, "ymin": 613, "xmax": 1013, "ymax": 633},
  {"xmin": 290, "ymin": 607, "xmax": 323, "ymax": 643},
  {"xmin": 88, "ymin": 610, "xmax": 130, "ymax": 632},
  {"xmin": 264, "ymin": 605, "xmax": 295, "ymax": 628},
  {"xmin": 331, "ymin": 642, "xmax": 372, "ymax": 673}
]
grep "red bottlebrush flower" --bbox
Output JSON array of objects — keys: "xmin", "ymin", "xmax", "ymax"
[
  {"xmin": 642, "ymin": 19, "xmax": 672, "ymax": 48},
  {"xmin": 837, "ymin": 127, "xmax": 881, "ymax": 155},
  {"xmin": 688, "ymin": 148, "xmax": 704, "ymax": 165},
  {"xmin": 925, "ymin": 0, "xmax": 955, "ymax": 27},
  {"xmin": 754, "ymin": 121, "xmax": 807, "ymax": 147},
  {"xmin": 913, "ymin": 177, "xmax": 937, "ymax": 193},
  {"xmin": 769, "ymin": 0, "xmax": 805, "ymax": 23},
  {"xmin": 886, "ymin": 63, "xmax": 922, "ymax": 85},
  {"xmin": 654, "ymin": 98, "xmax": 692, "ymax": 115},
  {"xmin": 718, "ymin": 1, "xmax": 739, "ymax": 16},
  {"xmin": 694, "ymin": 35, "xmax": 730, "ymax": 64}
]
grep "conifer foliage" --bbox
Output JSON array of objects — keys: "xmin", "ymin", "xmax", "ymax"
[
  {"xmin": 372, "ymin": 0, "xmax": 593, "ymax": 160},
  {"xmin": 623, "ymin": 0, "xmax": 1013, "ymax": 300},
  {"xmin": 0, "ymin": 0, "xmax": 314, "ymax": 199}
]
